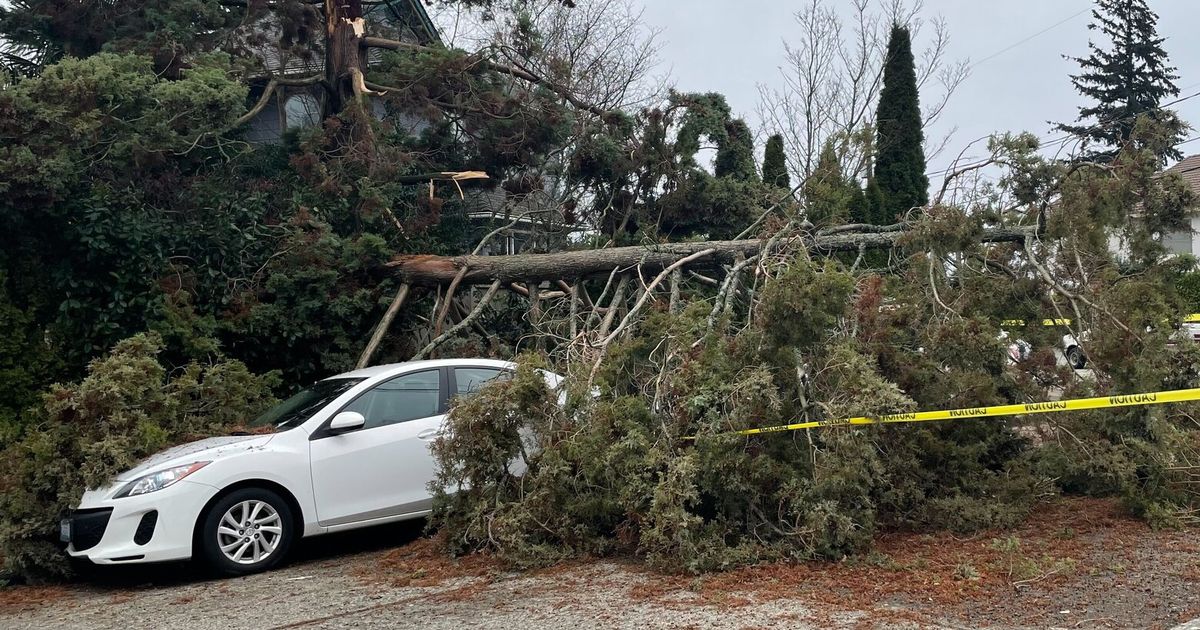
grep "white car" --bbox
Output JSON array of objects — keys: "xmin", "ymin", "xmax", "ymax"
[
  {"xmin": 61, "ymin": 358, "xmax": 561, "ymax": 575},
  {"xmin": 1062, "ymin": 333, "xmax": 1087, "ymax": 369},
  {"xmin": 1063, "ymin": 322, "xmax": 1200, "ymax": 370}
]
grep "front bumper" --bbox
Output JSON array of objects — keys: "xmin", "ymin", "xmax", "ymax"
[{"xmin": 65, "ymin": 479, "xmax": 218, "ymax": 565}]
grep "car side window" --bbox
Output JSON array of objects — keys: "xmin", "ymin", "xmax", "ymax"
[
  {"xmin": 454, "ymin": 368, "xmax": 507, "ymax": 396},
  {"xmin": 342, "ymin": 370, "xmax": 441, "ymax": 430}
]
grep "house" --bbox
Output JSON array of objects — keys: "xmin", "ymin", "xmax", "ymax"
[
  {"xmin": 239, "ymin": 2, "xmax": 574, "ymax": 255},
  {"xmin": 1105, "ymin": 154, "xmax": 1200, "ymax": 261},
  {"xmin": 242, "ymin": 0, "xmax": 440, "ymax": 144},
  {"xmin": 1161, "ymin": 154, "xmax": 1200, "ymax": 257},
  {"xmin": 451, "ymin": 186, "xmax": 579, "ymax": 255}
]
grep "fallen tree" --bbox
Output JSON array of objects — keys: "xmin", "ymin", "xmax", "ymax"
[{"xmin": 386, "ymin": 224, "xmax": 1038, "ymax": 287}]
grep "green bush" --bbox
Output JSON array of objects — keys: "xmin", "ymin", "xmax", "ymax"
[
  {"xmin": 1173, "ymin": 271, "xmax": 1200, "ymax": 314},
  {"xmin": 0, "ymin": 333, "xmax": 276, "ymax": 582}
]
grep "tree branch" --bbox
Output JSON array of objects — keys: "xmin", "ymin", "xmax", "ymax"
[
  {"xmin": 433, "ymin": 266, "xmax": 469, "ymax": 337},
  {"xmin": 356, "ymin": 283, "xmax": 411, "ymax": 369},
  {"xmin": 232, "ymin": 74, "xmax": 324, "ymax": 129},
  {"xmin": 388, "ymin": 225, "xmax": 1037, "ymax": 287},
  {"xmin": 412, "ymin": 280, "xmax": 503, "ymax": 360},
  {"xmin": 361, "ymin": 36, "xmax": 611, "ymax": 118}
]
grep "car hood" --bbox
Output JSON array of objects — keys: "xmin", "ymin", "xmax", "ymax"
[{"xmin": 117, "ymin": 434, "xmax": 275, "ymax": 481}]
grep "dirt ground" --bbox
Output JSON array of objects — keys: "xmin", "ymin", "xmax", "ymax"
[{"xmin": 3, "ymin": 497, "xmax": 1200, "ymax": 629}]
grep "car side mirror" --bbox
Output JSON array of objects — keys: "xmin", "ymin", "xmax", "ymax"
[{"xmin": 329, "ymin": 411, "xmax": 365, "ymax": 434}]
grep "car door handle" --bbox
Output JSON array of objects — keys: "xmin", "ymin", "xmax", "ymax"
[{"xmin": 418, "ymin": 428, "xmax": 443, "ymax": 440}]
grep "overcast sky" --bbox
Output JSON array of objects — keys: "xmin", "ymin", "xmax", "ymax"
[{"xmin": 636, "ymin": 0, "xmax": 1200, "ymax": 175}]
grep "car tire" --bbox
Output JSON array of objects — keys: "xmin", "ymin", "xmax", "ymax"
[
  {"xmin": 1066, "ymin": 346, "xmax": 1086, "ymax": 370},
  {"xmin": 198, "ymin": 487, "xmax": 294, "ymax": 576}
]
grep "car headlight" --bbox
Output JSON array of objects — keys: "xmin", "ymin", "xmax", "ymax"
[{"xmin": 114, "ymin": 462, "xmax": 210, "ymax": 498}]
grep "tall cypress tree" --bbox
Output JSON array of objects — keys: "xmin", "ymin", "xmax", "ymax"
[
  {"xmin": 873, "ymin": 24, "xmax": 928, "ymax": 224},
  {"xmin": 1055, "ymin": 0, "xmax": 1182, "ymax": 163},
  {"xmin": 761, "ymin": 133, "xmax": 791, "ymax": 189}
]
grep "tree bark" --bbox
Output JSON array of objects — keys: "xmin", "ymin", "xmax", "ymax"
[
  {"xmin": 325, "ymin": 0, "xmax": 368, "ymax": 117},
  {"xmin": 386, "ymin": 226, "xmax": 1035, "ymax": 287},
  {"xmin": 355, "ymin": 282, "xmax": 410, "ymax": 369}
]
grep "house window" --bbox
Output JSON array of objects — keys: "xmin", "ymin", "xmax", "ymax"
[
  {"xmin": 1162, "ymin": 229, "xmax": 1193, "ymax": 256},
  {"xmin": 284, "ymin": 93, "xmax": 321, "ymax": 129}
]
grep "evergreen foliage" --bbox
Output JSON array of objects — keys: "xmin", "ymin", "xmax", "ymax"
[
  {"xmin": 0, "ymin": 0, "xmax": 239, "ymax": 76},
  {"xmin": 429, "ymin": 123, "xmax": 1200, "ymax": 572},
  {"xmin": 802, "ymin": 141, "xmax": 865, "ymax": 226},
  {"xmin": 571, "ymin": 91, "xmax": 782, "ymax": 239},
  {"xmin": 1, "ymin": 0, "xmax": 1200, "ymax": 585},
  {"xmin": 0, "ymin": 333, "xmax": 277, "ymax": 581},
  {"xmin": 873, "ymin": 25, "xmax": 928, "ymax": 223},
  {"xmin": 761, "ymin": 133, "xmax": 791, "ymax": 189},
  {"xmin": 431, "ymin": 259, "xmax": 1045, "ymax": 573},
  {"xmin": 1055, "ymin": 0, "xmax": 1183, "ymax": 163},
  {"xmin": 714, "ymin": 119, "xmax": 758, "ymax": 182}
]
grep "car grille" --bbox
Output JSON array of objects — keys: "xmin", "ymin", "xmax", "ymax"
[{"xmin": 70, "ymin": 508, "xmax": 114, "ymax": 552}]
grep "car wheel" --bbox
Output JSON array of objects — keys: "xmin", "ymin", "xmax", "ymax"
[
  {"xmin": 1066, "ymin": 346, "xmax": 1086, "ymax": 370},
  {"xmin": 199, "ymin": 487, "xmax": 294, "ymax": 576}
]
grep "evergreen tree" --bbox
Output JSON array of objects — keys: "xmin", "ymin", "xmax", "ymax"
[
  {"xmin": 873, "ymin": 24, "xmax": 928, "ymax": 223},
  {"xmin": 761, "ymin": 133, "xmax": 791, "ymax": 189},
  {"xmin": 860, "ymin": 177, "xmax": 883, "ymax": 225},
  {"xmin": 714, "ymin": 119, "xmax": 758, "ymax": 181},
  {"xmin": 803, "ymin": 141, "xmax": 862, "ymax": 226},
  {"xmin": 1055, "ymin": 0, "xmax": 1182, "ymax": 163}
]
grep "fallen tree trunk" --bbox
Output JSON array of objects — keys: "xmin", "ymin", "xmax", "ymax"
[{"xmin": 387, "ymin": 225, "xmax": 1036, "ymax": 287}]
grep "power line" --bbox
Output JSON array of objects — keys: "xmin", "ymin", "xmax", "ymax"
[
  {"xmin": 966, "ymin": 7, "xmax": 1092, "ymax": 72},
  {"xmin": 1034, "ymin": 89, "xmax": 1200, "ymax": 154},
  {"xmin": 926, "ymin": 89, "xmax": 1200, "ymax": 179}
]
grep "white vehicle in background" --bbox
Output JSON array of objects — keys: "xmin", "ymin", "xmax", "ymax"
[
  {"xmin": 61, "ymin": 359, "xmax": 562, "ymax": 576},
  {"xmin": 1175, "ymin": 317, "xmax": 1200, "ymax": 346},
  {"xmin": 1062, "ymin": 332, "xmax": 1087, "ymax": 369},
  {"xmin": 1062, "ymin": 317, "xmax": 1200, "ymax": 370}
]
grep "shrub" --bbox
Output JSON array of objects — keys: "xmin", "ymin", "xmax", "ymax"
[
  {"xmin": 0, "ymin": 333, "xmax": 276, "ymax": 582},
  {"xmin": 1174, "ymin": 271, "xmax": 1200, "ymax": 314}
]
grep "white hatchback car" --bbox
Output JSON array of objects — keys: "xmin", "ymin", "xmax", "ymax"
[{"xmin": 61, "ymin": 358, "xmax": 560, "ymax": 575}]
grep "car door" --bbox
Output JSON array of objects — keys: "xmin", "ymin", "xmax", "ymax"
[
  {"xmin": 449, "ymin": 366, "xmax": 535, "ymax": 475},
  {"xmin": 307, "ymin": 369, "xmax": 446, "ymax": 527}
]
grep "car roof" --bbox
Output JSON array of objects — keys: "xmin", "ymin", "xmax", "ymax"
[{"xmin": 326, "ymin": 358, "xmax": 515, "ymax": 381}]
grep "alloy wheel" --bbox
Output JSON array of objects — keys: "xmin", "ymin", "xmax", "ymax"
[{"xmin": 215, "ymin": 499, "xmax": 283, "ymax": 565}]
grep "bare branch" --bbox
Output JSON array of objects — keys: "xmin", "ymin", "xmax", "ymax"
[
  {"xmin": 412, "ymin": 280, "xmax": 503, "ymax": 360},
  {"xmin": 232, "ymin": 74, "xmax": 324, "ymax": 129},
  {"xmin": 356, "ymin": 283, "xmax": 411, "ymax": 369},
  {"xmin": 362, "ymin": 36, "xmax": 612, "ymax": 118}
]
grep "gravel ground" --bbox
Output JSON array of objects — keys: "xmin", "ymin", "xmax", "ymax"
[
  {"xmin": 3, "ymin": 499, "xmax": 1199, "ymax": 629},
  {"xmin": 0, "ymin": 529, "xmax": 930, "ymax": 630},
  {"xmin": 0, "ymin": 555, "xmax": 907, "ymax": 630}
]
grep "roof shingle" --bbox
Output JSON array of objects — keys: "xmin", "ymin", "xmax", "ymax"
[{"xmin": 1166, "ymin": 154, "xmax": 1200, "ymax": 194}]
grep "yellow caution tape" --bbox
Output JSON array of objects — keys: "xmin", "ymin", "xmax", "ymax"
[
  {"xmin": 696, "ymin": 388, "xmax": 1200, "ymax": 439},
  {"xmin": 999, "ymin": 314, "xmax": 1200, "ymax": 327},
  {"xmin": 999, "ymin": 318, "xmax": 1072, "ymax": 327}
]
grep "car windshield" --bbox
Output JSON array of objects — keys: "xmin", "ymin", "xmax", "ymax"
[{"xmin": 248, "ymin": 378, "xmax": 364, "ymax": 431}]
